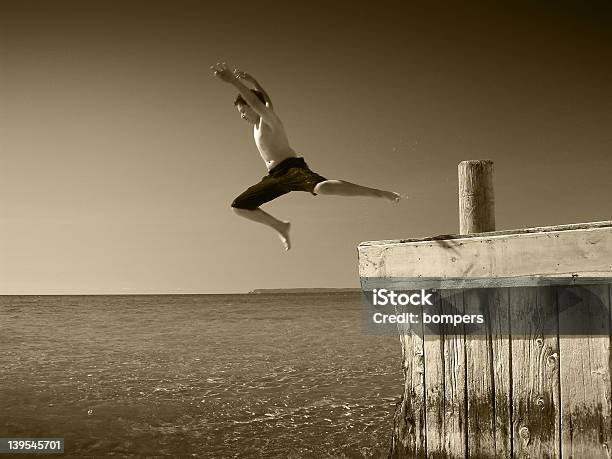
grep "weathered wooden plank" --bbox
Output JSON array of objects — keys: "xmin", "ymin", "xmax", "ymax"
[
  {"xmin": 464, "ymin": 289, "xmax": 496, "ymax": 457},
  {"xmin": 390, "ymin": 310, "xmax": 427, "ymax": 458},
  {"xmin": 358, "ymin": 225, "xmax": 612, "ymax": 279},
  {"xmin": 440, "ymin": 291, "xmax": 468, "ymax": 458},
  {"xmin": 510, "ymin": 287, "xmax": 561, "ymax": 458},
  {"xmin": 364, "ymin": 276, "xmax": 612, "ymax": 291},
  {"xmin": 559, "ymin": 284, "xmax": 612, "ymax": 458},
  {"xmin": 491, "ymin": 288, "xmax": 513, "ymax": 458},
  {"xmin": 424, "ymin": 289, "xmax": 467, "ymax": 458},
  {"xmin": 423, "ymin": 290, "xmax": 448, "ymax": 457}
]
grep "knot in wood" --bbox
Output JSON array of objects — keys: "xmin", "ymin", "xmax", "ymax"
[
  {"xmin": 519, "ymin": 426, "xmax": 530, "ymax": 440},
  {"xmin": 546, "ymin": 353, "xmax": 558, "ymax": 366}
]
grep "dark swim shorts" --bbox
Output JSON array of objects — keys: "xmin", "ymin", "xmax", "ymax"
[{"xmin": 231, "ymin": 157, "xmax": 327, "ymax": 210}]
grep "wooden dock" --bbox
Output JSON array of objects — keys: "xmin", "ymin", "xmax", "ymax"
[{"xmin": 358, "ymin": 161, "xmax": 611, "ymax": 458}]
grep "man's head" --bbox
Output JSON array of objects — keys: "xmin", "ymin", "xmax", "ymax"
[{"xmin": 234, "ymin": 89, "xmax": 266, "ymax": 124}]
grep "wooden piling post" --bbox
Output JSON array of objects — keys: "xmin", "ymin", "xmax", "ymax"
[
  {"xmin": 458, "ymin": 160, "xmax": 495, "ymax": 234},
  {"xmin": 458, "ymin": 160, "xmax": 504, "ymax": 457}
]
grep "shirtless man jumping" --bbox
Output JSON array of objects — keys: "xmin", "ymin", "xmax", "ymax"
[{"xmin": 212, "ymin": 62, "xmax": 401, "ymax": 251}]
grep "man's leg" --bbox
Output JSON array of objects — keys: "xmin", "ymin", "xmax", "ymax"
[
  {"xmin": 231, "ymin": 175, "xmax": 292, "ymax": 250},
  {"xmin": 232, "ymin": 207, "xmax": 291, "ymax": 251},
  {"xmin": 313, "ymin": 180, "xmax": 401, "ymax": 202}
]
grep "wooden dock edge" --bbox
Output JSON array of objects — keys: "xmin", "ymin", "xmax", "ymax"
[{"xmin": 358, "ymin": 221, "xmax": 612, "ymax": 458}]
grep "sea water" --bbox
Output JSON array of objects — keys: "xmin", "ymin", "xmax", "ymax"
[{"xmin": 1, "ymin": 293, "xmax": 402, "ymax": 458}]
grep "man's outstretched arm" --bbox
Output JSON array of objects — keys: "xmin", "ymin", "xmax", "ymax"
[
  {"xmin": 211, "ymin": 62, "xmax": 275, "ymax": 123},
  {"xmin": 233, "ymin": 69, "xmax": 274, "ymax": 109}
]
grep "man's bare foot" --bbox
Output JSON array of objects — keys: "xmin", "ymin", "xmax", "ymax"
[
  {"xmin": 276, "ymin": 221, "xmax": 291, "ymax": 251},
  {"xmin": 379, "ymin": 190, "xmax": 402, "ymax": 202}
]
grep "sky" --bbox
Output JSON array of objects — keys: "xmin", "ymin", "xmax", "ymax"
[{"xmin": 1, "ymin": 1, "xmax": 611, "ymax": 294}]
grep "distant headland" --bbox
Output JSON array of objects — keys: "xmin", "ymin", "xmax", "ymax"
[{"xmin": 248, "ymin": 288, "xmax": 361, "ymax": 294}]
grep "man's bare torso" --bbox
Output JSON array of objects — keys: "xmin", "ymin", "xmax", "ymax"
[{"xmin": 254, "ymin": 114, "xmax": 297, "ymax": 171}]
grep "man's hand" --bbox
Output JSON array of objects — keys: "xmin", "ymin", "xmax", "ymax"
[
  {"xmin": 211, "ymin": 62, "xmax": 235, "ymax": 83},
  {"xmin": 233, "ymin": 68, "xmax": 274, "ymax": 109},
  {"xmin": 212, "ymin": 62, "xmax": 275, "ymax": 121},
  {"xmin": 233, "ymin": 69, "xmax": 256, "ymax": 84}
]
